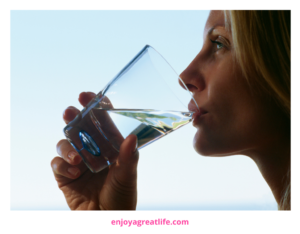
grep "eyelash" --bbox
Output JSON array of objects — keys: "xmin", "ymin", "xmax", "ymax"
[{"xmin": 210, "ymin": 39, "xmax": 224, "ymax": 51}]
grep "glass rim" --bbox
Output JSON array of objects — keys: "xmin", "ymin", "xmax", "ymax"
[
  {"xmin": 100, "ymin": 44, "xmax": 200, "ymax": 112},
  {"xmin": 147, "ymin": 45, "xmax": 199, "ymax": 112}
]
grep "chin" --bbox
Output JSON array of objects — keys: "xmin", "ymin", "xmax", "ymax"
[
  {"xmin": 193, "ymin": 134, "xmax": 214, "ymax": 156},
  {"xmin": 193, "ymin": 131, "xmax": 230, "ymax": 157},
  {"xmin": 193, "ymin": 142, "xmax": 233, "ymax": 157},
  {"xmin": 193, "ymin": 143, "xmax": 215, "ymax": 156}
]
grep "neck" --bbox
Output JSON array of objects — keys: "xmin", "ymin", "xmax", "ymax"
[{"xmin": 246, "ymin": 133, "xmax": 290, "ymax": 206}]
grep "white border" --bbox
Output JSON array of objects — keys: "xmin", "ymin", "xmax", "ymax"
[{"xmin": 2, "ymin": 1, "xmax": 299, "ymax": 234}]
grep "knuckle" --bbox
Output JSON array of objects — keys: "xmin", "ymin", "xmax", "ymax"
[
  {"xmin": 50, "ymin": 157, "xmax": 61, "ymax": 170},
  {"xmin": 51, "ymin": 157, "xmax": 66, "ymax": 173},
  {"xmin": 110, "ymin": 175, "xmax": 137, "ymax": 201},
  {"xmin": 56, "ymin": 139, "xmax": 65, "ymax": 148},
  {"xmin": 56, "ymin": 139, "xmax": 68, "ymax": 154},
  {"xmin": 86, "ymin": 92, "xmax": 96, "ymax": 96},
  {"xmin": 67, "ymin": 106, "xmax": 78, "ymax": 111},
  {"xmin": 63, "ymin": 106, "xmax": 79, "ymax": 118}
]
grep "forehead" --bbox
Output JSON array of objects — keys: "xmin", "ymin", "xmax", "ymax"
[{"xmin": 204, "ymin": 10, "xmax": 226, "ymax": 35}]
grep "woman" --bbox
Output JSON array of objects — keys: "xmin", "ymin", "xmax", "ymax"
[{"xmin": 51, "ymin": 10, "xmax": 290, "ymax": 210}]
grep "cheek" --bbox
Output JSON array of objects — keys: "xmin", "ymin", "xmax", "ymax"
[
  {"xmin": 193, "ymin": 83, "xmax": 256, "ymax": 156},
  {"xmin": 191, "ymin": 52, "xmax": 261, "ymax": 156},
  {"xmin": 193, "ymin": 94, "xmax": 262, "ymax": 157}
]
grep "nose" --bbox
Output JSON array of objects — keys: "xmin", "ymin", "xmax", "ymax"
[{"xmin": 179, "ymin": 56, "xmax": 205, "ymax": 93}]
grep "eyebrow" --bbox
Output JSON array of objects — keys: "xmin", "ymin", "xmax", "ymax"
[
  {"xmin": 207, "ymin": 24, "xmax": 226, "ymax": 36},
  {"xmin": 208, "ymin": 27, "xmax": 215, "ymax": 35}
]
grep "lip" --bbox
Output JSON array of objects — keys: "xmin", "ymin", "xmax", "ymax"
[
  {"xmin": 188, "ymin": 100, "xmax": 208, "ymax": 125},
  {"xmin": 188, "ymin": 100, "xmax": 207, "ymax": 114},
  {"xmin": 193, "ymin": 108, "xmax": 207, "ymax": 119},
  {"xmin": 192, "ymin": 111, "xmax": 208, "ymax": 126},
  {"xmin": 188, "ymin": 100, "xmax": 199, "ymax": 112}
]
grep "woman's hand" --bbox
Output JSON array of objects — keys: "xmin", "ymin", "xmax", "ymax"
[{"xmin": 51, "ymin": 92, "xmax": 139, "ymax": 210}]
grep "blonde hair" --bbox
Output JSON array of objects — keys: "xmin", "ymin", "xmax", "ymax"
[{"xmin": 225, "ymin": 10, "xmax": 291, "ymax": 210}]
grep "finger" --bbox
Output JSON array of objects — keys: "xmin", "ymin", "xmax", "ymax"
[
  {"xmin": 100, "ymin": 134, "xmax": 139, "ymax": 210},
  {"xmin": 51, "ymin": 156, "xmax": 81, "ymax": 181},
  {"xmin": 63, "ymin": 106, "xmax": 81, "ymax": 124},
  {"xmin": 56, "ymin": 139, "xmax": 82, "ymax": 165},
  {"xmin": 78, "ymin": 92, "xmax": 96, "ymax": 107},
  {"xmin": 63, "ymin": 91, "xmax": 96, "ymax": 124},
  {"xmin": 79, "ymin": 92, "xmax": 124, "ymax": 146},
  {"xmin": 118, "ymin": 134, "xmax": 139, "ymax": 165},
  {"xmin": 79, "ymin": 92, "xmax": 115, "ymax": 109},
  {"xmin": 114, "ymin": 134, "xmax": 139, "ymax": 180}
]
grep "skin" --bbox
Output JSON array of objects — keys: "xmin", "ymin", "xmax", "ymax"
[
  {"xmin": 52, "ymin": 10, "xmax": 290, "ymax": 209},
  {"xmin": 180, "ymin": 10, "xmax": 290, "ymax": 205},
  {"xmin": 52, "ymin": 92, "xmax": 139, "ymax": 210}
]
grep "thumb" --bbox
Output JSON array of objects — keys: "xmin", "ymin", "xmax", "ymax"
[
  {"xmin": 115, "ymin": 134, "xmax": 139, "ymax": 178},
  {"xmin": 119, "ymin": 134, "xmax": 139, "ymax": 163},
  {"xmin": 100, "ymin": 134, "xmax": 139, "ymax": 210}
]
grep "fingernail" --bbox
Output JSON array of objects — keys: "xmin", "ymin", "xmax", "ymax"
[
  {"xmin": 68, "ymin": 151, "xmax": 78, "ymax": 161},
  {"xmin": 133, "ymin": 136, "xmax": 138, "ymax": 153},
  {"xmin": 68, "ymin": 167, "xmax": 80, "ymax": 176}
]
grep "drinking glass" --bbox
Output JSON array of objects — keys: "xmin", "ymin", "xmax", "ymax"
[{"xmin": 63, "ymin": 45, "xmax": 199, "ymax": 173}]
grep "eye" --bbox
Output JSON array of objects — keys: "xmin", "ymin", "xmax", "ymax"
[{"xmin": 210, "ymin": 39, "xmax": 224, "ymax": 51}]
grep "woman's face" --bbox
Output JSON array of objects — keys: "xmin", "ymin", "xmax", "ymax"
[{"xmin": 181, "ymin": 10, "xmax": 283, "ymax": 157}]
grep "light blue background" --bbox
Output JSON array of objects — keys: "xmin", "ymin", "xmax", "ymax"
[{"xmin": 11, "ymin": 10, "xmax": 277, "ymax": 210}]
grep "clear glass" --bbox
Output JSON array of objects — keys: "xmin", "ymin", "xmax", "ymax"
[{"xmin": 63, "ymin": 45, "xmax": 199, "ymax": 173}]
